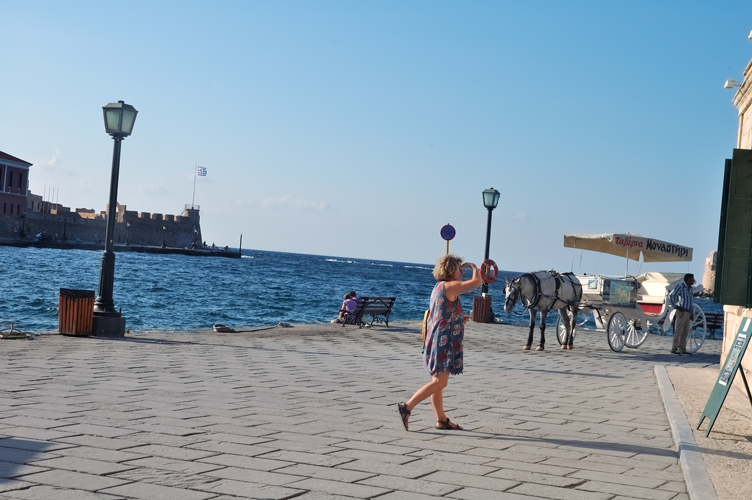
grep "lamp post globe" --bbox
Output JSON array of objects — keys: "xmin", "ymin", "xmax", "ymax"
[
  {"xmin": 481, "ymin": 187, "xmax": 500, "ymax": 294},
  {"xmin": 162, "ymin": 226, "xmax": 166, "ymax": 248},
  {"xmin": 93, "ymin": 101, "xmax": 137, "ymax": 326},
  {"xmin": 482, "ymin": 188, "xmax": 500, "ymax": 210}
]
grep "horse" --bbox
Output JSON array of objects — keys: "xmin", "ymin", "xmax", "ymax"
[{"xmin": 504, "ymin": 271, "xmax": 582, "ymax": 351}]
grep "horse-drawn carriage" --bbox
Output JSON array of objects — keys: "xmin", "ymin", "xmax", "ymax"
[
  {"xmin": 555, "ymin": 272, "xmax": 707, "ymax": 352},
  {"xmin": 504, "ymin": 233, "xmax": 707, "ymax": 353}
]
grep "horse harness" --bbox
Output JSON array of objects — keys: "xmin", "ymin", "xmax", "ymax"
[{"xmin": 513, "ymin": 271, "xmax": 581, "ymax": 311}]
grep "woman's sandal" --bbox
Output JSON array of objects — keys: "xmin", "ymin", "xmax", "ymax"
[
  {"xmin": 436, "ymin": 418, "xmax": 463, "ymax": 430},
  {"xmin": 397, "ymin": 403, "xmax": 411, "ymax": 431}
]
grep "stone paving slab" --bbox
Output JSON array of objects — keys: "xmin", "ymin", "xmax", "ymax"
[{"xmin": 0, "ymin": 321, "xmax": 722, "ymax": 499}]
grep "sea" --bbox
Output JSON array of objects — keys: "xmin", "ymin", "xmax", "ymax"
[{"xmin": 0, "ymin": 246, "xmax": 723, "ymax": 335}]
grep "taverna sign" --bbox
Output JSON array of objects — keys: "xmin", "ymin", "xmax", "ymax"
[{"xmin": 564, "ymin": 233, "xmax": 693, "ymax": 263}]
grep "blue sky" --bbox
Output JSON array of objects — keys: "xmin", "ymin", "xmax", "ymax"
[{"xmin": 2, "ymin": 1, "xmax": 751, "ymax": 276}]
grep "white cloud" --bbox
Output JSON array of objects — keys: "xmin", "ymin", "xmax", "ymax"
[
  {"xmin": 513, "ymin": 212, "xmax": 527, "ymax": 222},
  {"xmin": 34, "ymin": 148, "xmax": 66, "ymax": 172}
]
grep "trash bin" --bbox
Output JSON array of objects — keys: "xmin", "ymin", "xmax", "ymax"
[
  {"xmin": 59, "ymin": 289, "xmax": 95, "ymax": 336},
  {"xmin": 472, "ymin": 295, "xmax": 492, "ymax": 323}
]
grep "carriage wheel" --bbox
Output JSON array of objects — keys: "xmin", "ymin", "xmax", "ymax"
[
  {"xmin": 624, "ymin": 321, "xmax": 649, "ymax": 348},
  {"xmin": 556, "ymin": 315, "xmax": 576, "ymax": 346},
  {"xmin": 607, "ymin": 312, "xmax": 627, "ymax": 352},
  {"xmin": 685, "ymin": 304, "xmax": 707, "ymax": 354}
]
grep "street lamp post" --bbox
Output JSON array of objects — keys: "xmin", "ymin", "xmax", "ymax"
[
  {"xmin": 481, "ymin": 188, "xmax": 500, "ymax": 294},
  {"xmin": 63, "ymin": 217, "xmax": 67, "ymax": 243},
  {"xmin": 125, "ymin": 223, "xmax": 130, "ymax": 246},
  {"xmin": 193, "ymin": 227, "xmax": 198, "ymax": 249},
  {"xmin": 93, "ymin": 100, "xmax": 137, "ymax": 337},
  {"xmin": 162, "ymin": 226, "xmax": 166, "ymax": 248}
]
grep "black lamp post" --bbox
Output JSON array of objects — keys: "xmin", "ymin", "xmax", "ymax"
[
  {"xmin": 193, "ymin": 227, "xmax": 198, "ymax": 249},
  {"xmin": 63, "ymin": 217, "xmax": 67, "ymax": 242},
  {"xmin": 481, "ymin": 187, "xmax": 500, "ymax": 294},
  {"xmin": 93, "ymin": 100, "xmax": 137, "ymax": 320},
  {"xmin": 162, "ymin": 226, "xmax": 166, "ymax": 248},
  {"xmin": 125, "ymin": 223, "xmax": 130, "ymax": 246}
]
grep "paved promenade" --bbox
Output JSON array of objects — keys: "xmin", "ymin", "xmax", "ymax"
[{"xmin": 0, "ymin": 321, "xmax": 721, "ymax": 499}]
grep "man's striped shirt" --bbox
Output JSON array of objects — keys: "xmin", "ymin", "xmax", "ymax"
[{"xmin": 669, "ymin": 281, "xmax": 694, "ymax": 311}]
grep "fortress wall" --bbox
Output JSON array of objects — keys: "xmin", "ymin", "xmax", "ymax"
[{"xmin": 0, "ymin": 207, "xmax": 202, "ymax": 248}]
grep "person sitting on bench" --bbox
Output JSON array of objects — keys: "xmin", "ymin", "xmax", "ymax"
[{"xmin": 332, "ymin": 293, "xmax": 358, "ymax": 323}]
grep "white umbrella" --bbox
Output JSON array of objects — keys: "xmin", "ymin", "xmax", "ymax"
[{"xmin": 563, "ymin": 233, "xmax": 692, "ymax": 263}]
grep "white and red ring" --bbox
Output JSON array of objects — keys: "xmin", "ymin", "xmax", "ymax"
[{"xmin": 480, "ymin": 259, "xmax": 498, "ymax": 284}]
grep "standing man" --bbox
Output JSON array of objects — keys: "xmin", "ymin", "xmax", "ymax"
[{"xmin": 669, "ymin": 274, "xmax": 695, "ymax": 355}]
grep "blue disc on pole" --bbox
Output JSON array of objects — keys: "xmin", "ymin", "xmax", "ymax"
[{"xmin": 441, "ymin": 224, "xmax": 456, "ymax": 241}]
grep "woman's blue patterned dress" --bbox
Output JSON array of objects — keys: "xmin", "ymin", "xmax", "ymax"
[{"xmin": 423, "ymin": 281, "xmax": 464, "ymax": 376}]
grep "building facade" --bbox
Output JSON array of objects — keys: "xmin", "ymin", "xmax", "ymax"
[
  {"xmin": 723, "ymin": 47, "xmax": 752, "ymax": 396},
  {"xmin": 733, "ymin": 58, "xmax": 752, "ymax": 149},
  {"xmin": 0, "ymin": 150, "xmax": 31, "ymax": 217}
]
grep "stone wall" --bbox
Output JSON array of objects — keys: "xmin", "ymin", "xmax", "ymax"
[
  {"xmin": 0, "ymin": 208, "xmax": 202, "ymax": 248},
  {"xmin": 734, "ymin": 59, "xmax": 752, "ymax": 149},
  {"xmin": 722, "ymin": 55, "xmax": 752, "ymax": 395}
]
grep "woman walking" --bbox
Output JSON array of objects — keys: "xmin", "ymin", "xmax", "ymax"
[{"xmin": 398, "ymin": 254, "xmax": 481, "ymax": 431}]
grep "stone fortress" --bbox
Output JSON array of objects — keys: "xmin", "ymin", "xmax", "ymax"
[
  {"xmin": 0, "ymin": 150, "xmax": 203, "ymax": 248},
  {"xmin": 23, "ymin": 201, "xmax": 203, "ymax": 249}
]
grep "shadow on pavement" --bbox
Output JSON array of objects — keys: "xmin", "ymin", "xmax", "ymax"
[{"xmin": 0, "ymin": 437, "xmax": 59, "ymax": 487}]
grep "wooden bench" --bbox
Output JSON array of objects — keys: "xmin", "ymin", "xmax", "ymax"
[
  {"xmin": 341, "ymin": 297, "xmax": 396, "ymax": 328},
  {"xmin": 705, "ymin": 312, "xmax": 724, "ymax": 337}
]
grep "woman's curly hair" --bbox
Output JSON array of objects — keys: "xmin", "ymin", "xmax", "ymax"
[{"xmin": 433, "ymin": 254, "xmax": 463, "ymax": 282}]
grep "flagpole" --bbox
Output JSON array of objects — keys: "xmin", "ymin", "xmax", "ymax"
[{"xmin": 192, "ymin": 161, "xmax": 197, "ymax": 209}]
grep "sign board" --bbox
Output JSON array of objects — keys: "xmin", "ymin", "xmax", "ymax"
[
  {"xmin": 697, "ymin": 317, "xmax": 752, "ymax": 437},
  {"xmin": 440, "ymin": 224, "xmax": 456, "ymax": 241}
]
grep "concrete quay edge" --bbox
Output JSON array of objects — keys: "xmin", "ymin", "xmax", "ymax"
[{"xmin": 655, "ymin": 364, "xmax": 718, "ymax": 500}]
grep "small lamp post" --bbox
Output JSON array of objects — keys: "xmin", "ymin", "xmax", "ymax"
[
  {"xmin": 63, "ymin": 217, "xmax": 67, "ymax": 242},
  {"xmin": 193, "ymin": 227, "xmax": 198, "ymax": 249},
  {"xmin": 162, "ymin": 226, "xmax": 166, "ymax": 248},
  {"xmin": 481, "ymin": 188, "xmax": 500, "ymax": 294},
  {"xmin": 93, "ymin": 100, "xmax": 137, "ymax": 336},
  {"xmin": 125, "ymin": 223, "xmax": 130, "ymax": 246}
]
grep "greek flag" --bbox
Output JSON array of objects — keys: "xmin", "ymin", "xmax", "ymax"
[{"xmin": 197, "ymin": 166, "xmax": 207, "ymax": 176}]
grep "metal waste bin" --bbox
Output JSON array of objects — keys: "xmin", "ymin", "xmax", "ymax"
[
  {"xmin": 472, "ymin": 295, "xmax": 492, "ymax": 323},
  {"xmin": 59, "ymin": 289, "xmax": 95, "ymax": 336}
]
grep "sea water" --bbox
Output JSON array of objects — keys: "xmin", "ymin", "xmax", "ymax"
[{"xmin": 1, "ymin": 246, "xmax": 721, "ymax": 334}]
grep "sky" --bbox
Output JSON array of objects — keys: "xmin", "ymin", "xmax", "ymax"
[{"xmin": 2, "ymin": 1, "xmax": 751, "ymax": 276}]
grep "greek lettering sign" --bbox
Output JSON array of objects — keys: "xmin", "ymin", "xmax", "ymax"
[
  {"xmin": 697, "ymin": 317, "xmax": 752, "ymax": 437},
  {"xmin": 563, "ymin": 233, "xmax": 692, "ymax": 262}
]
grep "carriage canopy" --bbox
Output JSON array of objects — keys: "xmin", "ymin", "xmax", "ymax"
[{"xmin": 563, "ymin": 233, "xmax": 693, "ymax": 262}]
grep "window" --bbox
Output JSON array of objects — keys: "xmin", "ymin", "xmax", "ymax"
[
  {"xmin": 10, "ymin": 203, "xmax": 13, "ymax": 214},
  {"xmin": 8, "ymin": 171, "xmax": 12, "ymax": 187},
  {"xmin": 3, "ymin": 203, "xmax": 5, "ymax": 214},
  {"xmin": 17, "ymin": 204, "xmax": 20, "ymax": 214},
  {"xmin": 18, "ymin": 173, "xmax": 23, "ymax": 190}
]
